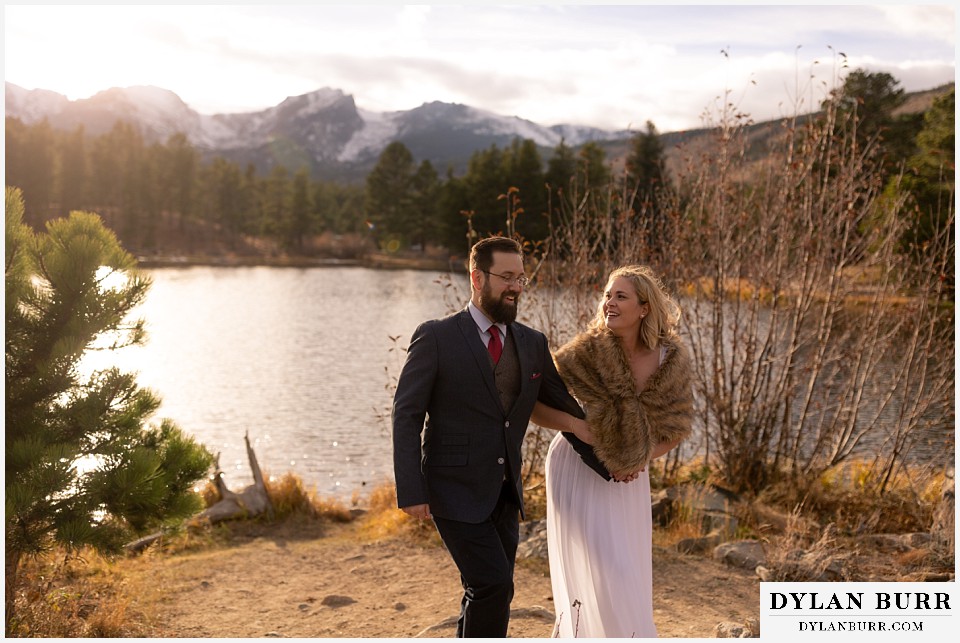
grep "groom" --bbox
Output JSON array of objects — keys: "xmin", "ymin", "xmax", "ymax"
[{"xmin": 392, "ymin": 236, "xmax": 594, "ymax": 637}]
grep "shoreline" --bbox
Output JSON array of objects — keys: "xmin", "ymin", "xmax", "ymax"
[{"xmin": 135, "ymin": 252, "xmax": 467, "ymax": 273}]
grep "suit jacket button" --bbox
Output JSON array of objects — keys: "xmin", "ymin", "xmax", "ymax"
[
  {"xmin": 504, "ymin": 420, "xmax": 510, "ymax": 428},
  {"xmin": 497, "ymin": 457, "xmax": 505, "ymax": 464}
]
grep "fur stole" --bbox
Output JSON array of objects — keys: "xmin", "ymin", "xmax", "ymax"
[{"xmin": 554, "ymin": 328, "xmax": 694, "ymax": 474}]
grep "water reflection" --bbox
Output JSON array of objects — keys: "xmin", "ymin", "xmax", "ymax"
[{"xmin": 80, "ymin": 266, "xmax": 468, "ymax": 500}]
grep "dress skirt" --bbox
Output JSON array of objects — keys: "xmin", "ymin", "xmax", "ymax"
[{"xmin": 545, "ymin": 432, "xmax": 657, "ymax": 638}]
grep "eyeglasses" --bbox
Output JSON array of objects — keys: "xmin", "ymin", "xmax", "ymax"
[{"xmin": 482, "ymin": 270, "xmax": 529, "ymax": 287}]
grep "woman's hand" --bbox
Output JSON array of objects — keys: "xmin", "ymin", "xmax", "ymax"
[{"xmin": 612, "ymin": 467, "xmax": 642, "ymax": 483}]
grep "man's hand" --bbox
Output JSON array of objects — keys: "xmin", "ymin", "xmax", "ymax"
[{"xmin": 401, "ymin": 503, "xmax": 432, "ymax": 520}]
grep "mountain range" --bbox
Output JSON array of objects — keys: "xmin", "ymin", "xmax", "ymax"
[
  {"xmin": 5, "ymin": 82, "xmax": 633, "ymax": 183},
  {"xmin": 6, "ymin": 81, "xmax": 952, "ymax": 184}
]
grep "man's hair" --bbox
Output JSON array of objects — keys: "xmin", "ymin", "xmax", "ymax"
[{"xmin": 469, "ymin": 236, "xmax": 522, "ymax": 273}]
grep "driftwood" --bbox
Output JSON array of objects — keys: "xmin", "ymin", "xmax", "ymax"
[
  {"xmin": 193, "ymin": 431, "xmax": 275, "ymax": 525},
  {"xmin": 124, "ymin": 432, "xmax": 273, "ymax": 554}
]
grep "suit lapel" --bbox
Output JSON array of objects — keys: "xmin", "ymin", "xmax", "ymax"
[{"xmin": 457, "ymin": 309, "xmax": 503, "ymax": 412}]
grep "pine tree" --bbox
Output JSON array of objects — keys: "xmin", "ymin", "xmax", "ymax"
[
  {"xmin": 365, "ymin": 142, "xmax": 416, "ymax": 248},
  {"xmin": 4, "ymin": 187, "xmax": 214, "ymax": 626},
  {"xmin": 624, "ymin": 121, "xmax": 671, "ymax": 253}
]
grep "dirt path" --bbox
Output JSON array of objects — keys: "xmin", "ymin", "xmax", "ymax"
[{"xmin": 124, "ymin": 521, "xmax": 759, "ymax": 638}]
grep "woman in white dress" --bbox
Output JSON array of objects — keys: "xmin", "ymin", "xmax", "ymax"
[{"xmin": 532, "ymin": 265, "xmax": 694, "ymax": 638}]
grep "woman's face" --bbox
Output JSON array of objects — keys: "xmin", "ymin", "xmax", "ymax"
[{"xmin": 602, "ymin": 276, "xmax": 650, "ymax": 336}]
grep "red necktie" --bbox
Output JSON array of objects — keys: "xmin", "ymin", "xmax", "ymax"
[{"xmin": 487, "ymin": 325, "xmax": 502, "ymax": 365}]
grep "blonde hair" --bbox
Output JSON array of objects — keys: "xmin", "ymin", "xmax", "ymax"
[{"xmin": 589, "ymin": 265, "xmax": 681, "ymax": 348}]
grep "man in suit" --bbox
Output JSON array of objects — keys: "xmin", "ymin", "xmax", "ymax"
[{"xmin": 392, "ymin": 236, "xmax": 596, "ymax": 637}]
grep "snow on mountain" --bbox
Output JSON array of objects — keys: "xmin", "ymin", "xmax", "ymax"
[
  {"xmin": 4, "ymin": 82, "xmax": 629, "ymax": 179},
  {"xmin": 81, "ymin": 85, "xmax": 205, "ymax": 140},
  {"xmin": 5, "ymin": 83, "xmax": 70, "ymax": 123},
  {"xmin": 339, "ymin": 108, "xmax": 402, "ymax": 162}
]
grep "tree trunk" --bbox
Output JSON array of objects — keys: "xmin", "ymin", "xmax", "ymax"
[
  {"xmin": 195, "ymin": 431, "xmax": 274, "ymax": 524},
  {"xmin": 5, "ymin": 546, "xmax": 22, "ymax": 634}
]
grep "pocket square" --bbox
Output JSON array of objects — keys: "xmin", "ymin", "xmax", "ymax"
[{"xmin": 530, "ymin": 372, "xmax": 541, "ymax": 379}]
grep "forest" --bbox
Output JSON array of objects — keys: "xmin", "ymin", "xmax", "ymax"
[{"xmin": 5, "ymin": 71, "xmax": 953, "ymax": 270}]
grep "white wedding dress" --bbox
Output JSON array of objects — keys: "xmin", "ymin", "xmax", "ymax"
[
  {"xmin": 545, "ymin": 348, "xmax": 666, "ymax": 638},
  {"xmin": 545, "ymin": 434, "xmax": 657, "ymax": 637}
]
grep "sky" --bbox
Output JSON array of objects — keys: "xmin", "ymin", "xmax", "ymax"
[{"xmin": 3, "ymin": 3, "xmax": 956, "ymax": 133}]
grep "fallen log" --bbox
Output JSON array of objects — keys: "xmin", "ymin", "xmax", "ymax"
[
  {"xmin": 124, "ymin": 432, "xmax": 274, "ymax": 553},
  {"xmin": 193, "ymin": 431, "xmax": 275, "ymax": 525}
]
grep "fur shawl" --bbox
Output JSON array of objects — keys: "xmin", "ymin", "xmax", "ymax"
[{"xmin": 554, "ymin": 328, "xmax": 694, "ymax": 474}]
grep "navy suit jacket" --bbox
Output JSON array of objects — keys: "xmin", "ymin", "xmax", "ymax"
[{"xmin": 392, "ymin": 308, "xmax": 606, "ymax": 523}]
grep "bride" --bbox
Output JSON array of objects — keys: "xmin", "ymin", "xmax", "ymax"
[{"xmin": 532, "ymin": 265, "xmax": 694, "ymax": 637}]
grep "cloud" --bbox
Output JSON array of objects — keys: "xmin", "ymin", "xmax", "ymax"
[{"xmin": 4, "ymin": 4, "xmax": 955, "ymax": 131}]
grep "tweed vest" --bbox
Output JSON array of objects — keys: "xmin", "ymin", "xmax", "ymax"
[{"xmin": 489, "ymin": 326, "xmax": 521, "ymax": 413}]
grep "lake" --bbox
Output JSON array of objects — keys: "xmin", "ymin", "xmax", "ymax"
[{"xmin": 80, "ymin": 265, "xmax": 471, "ymax": 501}]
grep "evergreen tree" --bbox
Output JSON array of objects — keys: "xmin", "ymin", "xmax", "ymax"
[
  {"xmin": 464, "ymin": 144, "xmax": 508, "ymax": 237},
  {"xmin": 576, "ymin": 141, "xmax": 611, "ymax": 191},
  {"xmin": 5, "ymin": 188, "xmax": 213, "ymax": 626},
  {"xmin": 201, "ymin": 157, "xmax": 244, "ymax": 245},
  {"xmin": 57, "ymin": 125, "xmax": 89, "ymax": 217},
  {"xmin": 410, "ymin": 160, "xmax": 440, "ymax": 251},
  {"xmin": 159, "ymin": 133, "xmax": 199, "ymax": 235},
  {"xmin": 504, "ymin": 138, "xmax": 548, "ymax": 242},
  {"xmin": 624, "ymin": 121, "xmax": 671, "ymax": 252},
  {"xmin": 831, "ymin": 69, "xmax": 921, "ymax": 180},
  {"xmin": 261, "ymin": 165, "xmax": 293, "ymax": 239},
  {"xmin": 288, "ymin": 168, "xmax": 314, "ymax": 251},
  {"xmin": 545, "ymin": 138, "xmax": 577, "ymax": 198},
  {"xmin": 435, "ymin": 169, "xmax": 473, "ymax": 254},
  {"xmin": 898, "ymin": 89, "xmax": 955, "ymax": 268},
  {"xmin": 365, "ymin": 142, "xmax": 416, "ymax": 248},
  {"xmin": 624, "ymin": 121, "xmax": 668, "ymax": 203},
  {"xmin": 17, "ymin": 119, "xmax": 56, "ymax": 228}
]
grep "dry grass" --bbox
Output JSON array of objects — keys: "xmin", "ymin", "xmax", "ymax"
[
  {"xmin": 6, "ymin": 548, "xmax": 155, "ymax": 638},
  {"xmin": 264, "ymin": 471, "xmax": 354, "ymax": 522},
  {"xmin": 761, "ymin": 460, "xmax": 946, "ymax": 535},
  {"xmin": 353, "ymin": 481, "xmax": 441, "ymax": 545}
]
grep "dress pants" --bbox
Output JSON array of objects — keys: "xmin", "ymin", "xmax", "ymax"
[{"xmin": 432, "ymin": 480, "xmax": 520, "ymax": 638}]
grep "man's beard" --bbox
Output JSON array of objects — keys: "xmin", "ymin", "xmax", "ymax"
[{"xmin": 480, "ymin": 282, "xmax": 520, "ymax": 324}]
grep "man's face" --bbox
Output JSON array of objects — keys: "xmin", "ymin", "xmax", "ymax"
[{"xmin": 477, "ymin": 251, "xmax": 525, "ymax": 324}]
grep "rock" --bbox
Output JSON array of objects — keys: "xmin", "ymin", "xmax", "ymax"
[
  {"xmin": 519, "ymin": 519, "xmax": 546, "ymax": 539},
  {"xmin": 394, "ymin": 602, "xmax": 407, "ymax": 611},
  {"xmin": 264, "ymin": 632, "xmax": 283, "ymax": 637},
  {"xmin": 517, "ymin": 519, "xmax": 549, "ymax": 560},
  {"xmin": 321, "ymin": 595, "xmax": 357, "ymax": 608},
  {"xmin": 664, "ymin": 482, "xmax": 742, "ymax": 536},
  {"xmin": 666, "ymin": 482, "xmax": 741, "ymax": 513},
  {"xmin": 650, "ymin": 490, "xmax": 675, "ymax": 526},
  {"xmin": 755, "ymin": 565, "xmax": 774, "ymax": 582},
  {"xmin": 861, "ymin": 533, "xmax": 912, "ymax": 552},
  {"xmin": 516, "ymin": 531, "xmax": 549, "ymax": 559},
  {"xmin": 511, "ymin": 606, "xmax": 555, "ymax": 621},
  {"xmin": 416, "ymin": 615, "xmax": 460, "ymax": 637},
  {"xmin": 701, "ymin": 509, "xmax": 739, "ymax": 535},
  {"xmin": 713, "ymin": 540, "xmax": 766, "ymax": 570},
  {"xmin": 901, "ymin": 532, "xmax": 933, "ymax": 548},
  {"xmin": 716, "ymin": 618, "xmax": 759, "ymax": 638},
  {"xmin": 676, "ymin": 529, "xmax": 724, "ymax": 554}
]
